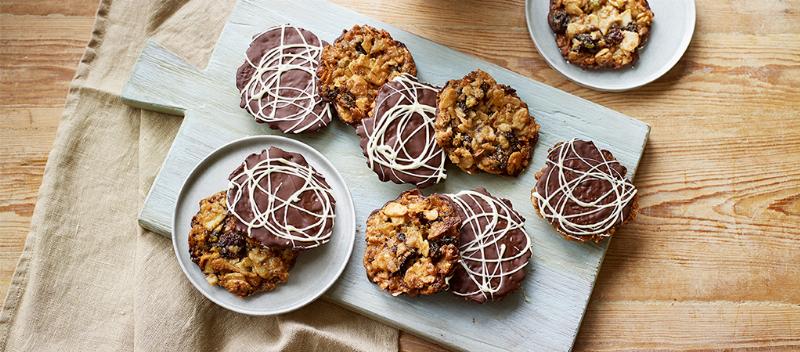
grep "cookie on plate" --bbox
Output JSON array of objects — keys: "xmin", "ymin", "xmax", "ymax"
[
  {"xmin": 356, "ymin": 74, "xmax": 447, "ymax": 188},
  {"xmin": 317, "ymin": 24, "xmax": 417, "ymax": 125},
  {"xmin": 548, "ymin": 0, "xmax": 654, "ymax": 69},
  {"xmin": 227, "ymin": 147, "xmax": 336, "ymax": 250},
  {"xmin": 364, "ymin": 189, "xmax": 461, "ymax": 296},
  {"xmin": 531, "ymin": 139, "xmax": 638, "ymax": 243},
  {"xmin": 434, "ymin": 69, "xmax": 540, "ymax": 176},
  {"xmin": 188, "ymin": 191, "xmax": 298, "ymax": 297},
  {"xmin": 236, "ymin": 25, "xmax": 332, "ymax": 133},
  {"xmin": 448, "ymin": 188, "xmax": 532, "ymax": 303}
]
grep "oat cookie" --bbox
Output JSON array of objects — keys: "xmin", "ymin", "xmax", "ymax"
[
  {"xmin": 531, "ymin": 139, "xmax": 638, "ymax": 243},
  {"xmin": 317, "ymin": 24, "xmax": 417, "ymax": 125},
  {"xmin": 188, "ymin": 191, "xmax": 298, "ymax": 297},
  {"xmin": 434, "ymin": 69, "xmax": 540, "ymax": 176},
  {"xmin": 364, "ymin": 189, "xmax": 461, "ymax": 296},
  {"xmin": 549, "ymin": 0, "xmax": 654, "ymax": 69}
]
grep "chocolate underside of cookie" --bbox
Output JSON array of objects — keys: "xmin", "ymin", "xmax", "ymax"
[
  {"xmin": 227, "ymin": 147, "xmax": 335, "ymax": 250},
  {"xmin": 235, "ymin": 25, "xmax": 331, "ymax": 133},
  {"xmin": 449, "ymin": 188, "xmax": 532, "ymax": 303},
  {"xmin": 434, "ymin": 69, "xmax": 540, "ymax": 176},
  {"xmin": 532, "ymin": 139, "xmax": 638, "ymax": 243},
  {"xmin": 548, "ymin": 0, "xmax": 654, "ymax": 69},
  {"xmin": 316, "ymin": 24, "xmax": 417, "ymax": 125},
  {"xmin": 363, "ymin": 189, "xmax": 461, "ymax": 296},
  {"xmin": 188, "ymin": 191, "xmax": 297, "ymax": 297},
  {"xmin": 356, "ymin": 74, "xmax": 446, "ymax": 188}
]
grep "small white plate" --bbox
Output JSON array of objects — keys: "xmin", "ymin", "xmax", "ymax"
[
  {"xmin": 525, "ymin": 0, "xmax": 696, "ymax": 91},
  {"xmin": 172, "ymin": 135, "xmax": 355, "ymax": 315}
]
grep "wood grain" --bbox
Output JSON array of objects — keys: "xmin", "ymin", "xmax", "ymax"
[{"xmin": 1, "ymin": 0, "xmax": 799, "ymax": 351}]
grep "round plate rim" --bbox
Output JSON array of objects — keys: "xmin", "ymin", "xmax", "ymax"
[
  {"xmin": 524, "ymin": 0, "xmax": 696, "ymax": 92},
  {"xmin": 171, "ymin": 135, "xmax": 356, "ymax": 316}
]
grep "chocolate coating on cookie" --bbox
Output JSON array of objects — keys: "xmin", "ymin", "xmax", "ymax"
[
  {"xmin": 448, "ymin": 188, "xmax": 532, "ymax": 303},
  {"xmin": 356, "ymin": 74, "xmax": 446, "ymax": 188},
  {"xmin": 236, "ymin": 25, "xmax": 332, "ymax": 133},
  {"xmin": 364, "ymin": 189, "xmax": 461, "ymax": 296},
  {"xmin": 548, "ymin": 0, "xmax": 654, "ymax": 69},
  {"xmin": 317, "ymin": 24, "xmax": 417, "ymax": 125},
  {"xmin": 227, "ymin": 147, "xmax": 336, "ymax": 250},
  {"xmin": 531, "ymin": 139, "xmax": 638, "ymax": 243},
  {"xmin": 435, "ymin": 69, "xmax": 540, "ymax": 176}
]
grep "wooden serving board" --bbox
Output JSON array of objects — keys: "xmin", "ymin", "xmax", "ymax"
[{"xmin": 122, "ymin": 0, "xmax": 650, "ymax": 350}]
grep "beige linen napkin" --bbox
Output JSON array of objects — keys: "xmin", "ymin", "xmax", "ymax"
[{"xmin": 0, "ymin": 0, "xmax": 398, "ymax": 351}]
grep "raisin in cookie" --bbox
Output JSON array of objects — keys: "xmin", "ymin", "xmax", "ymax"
[
  {"xmin": 434, "ymin": 69, "xmax": 540, "ymax": 176},
  {"xmin": 188, "ymin": 191, "xmax": 298, "ymax": 297},
  {"xmin": 530, "ymin": 139, "xmax": 638, "ymax": 243},
  {"xmin": 364, "ymin": 189, "xmax": 461, "ymax": 296},
  {"xmin": 317, "ymin": 24, "xmax": 417, "ymax": 125},
  {"xmin": 549, "ymin": 0, "xmax": 654, "ymax": 69}
]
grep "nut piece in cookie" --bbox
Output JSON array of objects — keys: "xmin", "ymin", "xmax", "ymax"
[
  {"xmin": 356, "ymin": 74, "xmax": 447, "ymax": 188},
  {"xmin": 188, "ymin": 191, "xmax": 298, "ymax": 297},
  {"xmin": 448, "ymin": 188, "xmax": 532, "ymax": 303},
  {"xmin": 317, "ymin": 24, "xmax": 417, "ymax": 125},
  {"xmin": 364, "ymin": 189, "xmax": 461, "ymax": 296},
  {"xmin": 434, "ymin": 69, "xmax": 540, "ymax": 176},
  {"xmin": 548, "ymin": 0, "xmax": 655, "ymax": 69},
  {"xmin": 236, "ymin": 25, "xmax": 332, "ymax": 133},
  {"xmin": 530, "ymin": 139, "xmax": 638, "ymax": 243}
]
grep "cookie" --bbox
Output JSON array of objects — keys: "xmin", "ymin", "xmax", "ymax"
[
  {"xmin": 434, "ymin": 69, "xmax": 540, "ymax": 176},
  {"xmin": 188, "ymin": 191, "xmax": 298, "ymax": 297},
  {"xmin": 236, "ymin": 25, "xmax": 332, "ymax": 133},
  {"xmin": 356, "ymin": 74, "xmax": 447, "ymax": 188},
  {"xmin": 227, "ymin": 147, "xmax": 336, "ymax": 250},
  {"xmin": 447, "ymin": 188, "xmax": 532, "ymax": 303},
  {"xmin": 531, "ymin": 139, "xmax": 638, "ymax": 243},
  {"xmin": 548, "ymin": 0, "xmax": 654, "ymax": 69},
  {"xmin": 317, "ymin": 24, "xmax": 417, "ymax": 125},
  {"xmin": 364, "ymin": 189, "xmax": 461, "ymax": 296}
]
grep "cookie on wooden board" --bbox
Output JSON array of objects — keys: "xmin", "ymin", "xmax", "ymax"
[
  {"xmin": 317, "ymin": 24, "xmax": 417, "ymax": 125},
  {"xmin": 531, "ymin": 139, "xmax": 638, "ymax": 243},
  {"xmin": 548, "ymin": 0, "xmax": 654, "ymax": 69}
]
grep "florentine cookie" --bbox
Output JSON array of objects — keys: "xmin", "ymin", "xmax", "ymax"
[
  {"xmin": 188, "ymin": 191, "xmax": 298, "ymax": 297},
  {"xmin": 356, "ymin": 74, "xmax": 447, "ymax": 188},
  {"xmin": 236, "ymin": 25, "xmax": 332, "ymax": 133},
  {"xmin": 448, "ymin": 188, "xmax": 532, "ymax": 303},
  {"xmin": 317, "ymin": 24, "xmax": 417, "ymax": 125},
  {"xmin": 434, "ymin": 69, "xmax": 540, "ymax": 176},
  {"xmin": 364, "ymin": 189, "xmax": 461, "ymax": 296},
  {"xmin": 548, "ymin": 0, "xmax": 654, "ymax": 69},
  {"xmin": 531, "ymin": 139, "xmax": 638, "ymax": 243},
  {"xmin": 227, "ymin": 147, "xmax": 336, "ymax": 250}
]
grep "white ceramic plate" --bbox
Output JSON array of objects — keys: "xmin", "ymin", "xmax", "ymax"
[
  {"xmin": 525, "ymin": 0, "xmax": 696, "ymax": 91},
  {"xmin": 172, "ymin": 135, "xmax": 355, "ymax": 315}
]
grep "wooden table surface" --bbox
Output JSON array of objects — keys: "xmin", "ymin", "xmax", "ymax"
[{"xmin": 1, "ymin": 0, "xmax": 798, "ymax": 351}]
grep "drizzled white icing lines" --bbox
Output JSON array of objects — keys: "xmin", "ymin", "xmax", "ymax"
[
  {"xmin": 362, "ymin": 74, "xmax": 446, "ymax": 187},
  {"xmin": 532, "ymin": 139, "xmax": 637, "ymax": 242},
  {"xmin": 227, "ymin": 148, "xmax": 335, "ymax": 250},
  {"xmin": 238, "ymin": 25, "xmax": 332, "ymax": 133},
  {"xmin": 449, "ymin": 190, "xmax": 532, "ymax": 302}
]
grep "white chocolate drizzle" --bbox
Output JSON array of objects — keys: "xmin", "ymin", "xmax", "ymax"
[
  {"xmin": 362, "ymin": 74, "xmax": 446, "ymax": 186},
  {"xmin": 226, "ymin": 150, "xmax": 335, "ymax": 249},
  {"xmin": 532, "ymin": 139, "xmax": 637, "ymax": 241},
  {"xmin": 449, "ymin": 190, "xmax": 532, "ymax": 301},
  {"xmin": 239, "ymin": 25, "xmax": 331, "ymax": 133}
]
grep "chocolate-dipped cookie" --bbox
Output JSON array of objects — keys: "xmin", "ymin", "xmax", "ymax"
[
  {"xmin": 236, "ymin": 25, "xmax": 332, "ymax": 133},
  {"xmin": 317, "ymin": 24, "xmax": 417, "ymax": 125},
  {"xmin": 227, "ymin": 147, "xmax": 336, "ymax": 250},
  {"xmin": 448, "ymin": 188, "xmax": 532, "ymax": 303},
  {"xmin": 434, "ymin": 69, "xmax": 540, "ymax": 176},
  {"xmin": 531, "ymin": 139, "xmax": 638, "ymax": 243},
  {"xmin": 356, "ymin": 74, "xmax": 447, "ymax": 188}
]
